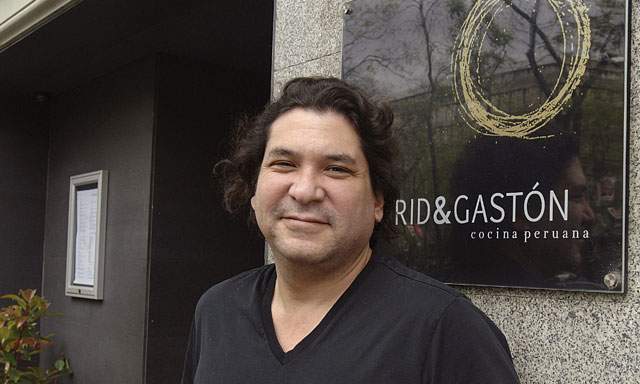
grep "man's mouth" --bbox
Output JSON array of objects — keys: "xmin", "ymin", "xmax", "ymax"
[{"xmin": 282, "ymin": 215, "xmax": 328, "ymax": 225}]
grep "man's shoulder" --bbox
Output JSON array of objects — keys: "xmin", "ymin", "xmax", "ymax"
[
  {"xmin": 371, "ymin": 254, "xmax": 513, "ymax": 359},
  {"xmin": 372, "ymin": 253, "xmax": 464, "ymax": 302},
  {"xmin": 370, "ymin": 254, "xmax": 491, "ymax": 324},
  {"xmin": 195, "ymin": 263, "xmax": 273, "ymax": 316}
]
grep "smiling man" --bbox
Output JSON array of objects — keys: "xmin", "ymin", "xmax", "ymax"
[{"xmin": 181, "ymin": 77, "xmax": 520, "ymax": 383}]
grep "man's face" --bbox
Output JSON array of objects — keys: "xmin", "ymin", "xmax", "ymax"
[
  {"xmin": 528, "ymin": 157, "xmax": 596, "ymax": 277},
  {"xmin": 251, "ymin": 108, "xmax": 384, "ymax": 267}
]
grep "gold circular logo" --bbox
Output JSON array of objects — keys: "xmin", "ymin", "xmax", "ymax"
[{"xmin": 452, "ymin": 0, "xmax": 591, "ymax": 139}]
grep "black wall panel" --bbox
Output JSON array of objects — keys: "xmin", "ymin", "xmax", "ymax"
[
  {"xmin": 0, "ymin": 96, "xmax": 48, "ymax": 298},
  {"xmin": 145, "ymin": 55, "xmax": 268, "ymax": 384}
]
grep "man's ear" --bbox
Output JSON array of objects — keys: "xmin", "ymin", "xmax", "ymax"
[
  {"xmin": 250, "ymin": 195, "xmax": 257, "ymax": 210},
  {"xmin": 374, "ymin": 192, "xmax": 384, "ymax": 223}
]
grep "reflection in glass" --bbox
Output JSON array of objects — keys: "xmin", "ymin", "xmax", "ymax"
[{"xmin": 343, "ymin": 0, "xmax": 627, "ymax": 291}]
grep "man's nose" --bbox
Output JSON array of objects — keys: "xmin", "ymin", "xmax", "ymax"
[{"xmin": 288, "ymin": 170, "xmax": 325, "ymax": 204}]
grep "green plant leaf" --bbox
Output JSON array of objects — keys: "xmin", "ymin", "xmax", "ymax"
[
  {"xmin": 1, "ymin": 351, "xmax": 17, "ymax": 366},
  {"xmin": 18, "ymin": 289, "xmax": 36, "ymax": 303},
  {"xmin": 0, "ymin": 327, "xmax": 11, "ymax": 344},
  {"xmin": 7, "ymin": 368, "xmax": 22, "ymax": 382},
  {"xmin": 52, "ymin": 359, "xmax": 65, "ymax": 373},
  {"xmin": 0, "ymin": 289, "xmax": 72, "ymax": 383},
  {"xmin": 0, "ymin": 296, "xmax": 26, "ymax": 310}
]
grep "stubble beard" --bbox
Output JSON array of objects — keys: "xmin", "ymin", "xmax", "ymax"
[
  {"xmin": 261, "ymin": 201, "xmax": 327, "ymax": 262},
  {"xmin": 267, "ymin": 205, "xmax": 370, "ymax": 274}
]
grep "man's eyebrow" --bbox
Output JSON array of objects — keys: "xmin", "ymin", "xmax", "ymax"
[
  {"xmin": 266, "ymin": 148, "xmax": 356, "ymax": 164},
  {"xmin": 326, "ymin": 153, "xmax": 356, "ymax": 164},
  {"xmin": 266, "ymin": 147, "xmax": 297, "ymax": 158}
]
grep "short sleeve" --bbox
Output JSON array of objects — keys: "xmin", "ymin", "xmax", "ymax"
[{"xmin": 423, "ymin": 297, "xmax": 520, "ymax": 384}]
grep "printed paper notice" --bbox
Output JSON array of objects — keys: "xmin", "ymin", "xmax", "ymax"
[{"xmin": 74, "ymin": 188, "xmax": 98, "ymax": 286}]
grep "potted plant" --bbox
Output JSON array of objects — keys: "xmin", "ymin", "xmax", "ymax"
[{"xmin": 0, "ymin": 289, "xmax": 71, "ymax": 384}]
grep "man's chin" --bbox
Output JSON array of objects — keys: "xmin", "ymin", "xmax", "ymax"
[{"xmin": 269, "ymin": 241, "xmax": 333, "ymax": 265}]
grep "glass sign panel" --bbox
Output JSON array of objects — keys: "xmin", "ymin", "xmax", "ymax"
[{"xmin": 343, "ymin": 0, "xmax": 629, "ymax": 292}]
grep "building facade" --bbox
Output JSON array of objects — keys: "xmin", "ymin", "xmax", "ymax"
[
  {"xmin": 271, "ymin": 0, "xmax": 639, "ymax": 382},
  {"xmin": 1, "ymin": 0, "xmax": 638, "ymax": 382}
]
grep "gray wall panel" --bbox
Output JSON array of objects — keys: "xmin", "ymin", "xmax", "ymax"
[{"xmin": 40, "ymin": 57, "xmax": 155, "ymax": 384}]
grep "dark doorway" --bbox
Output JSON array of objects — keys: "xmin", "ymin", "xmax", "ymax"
[{"xmin": 0, "ymin": 1, "xmax": 273, "ymax": 383}]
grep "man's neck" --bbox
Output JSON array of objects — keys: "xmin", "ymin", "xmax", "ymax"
[
  {"xmin": 272, "ymin": 246, "xmax": 372, "ymax": 309},
  {"xmin": 269, "ymin": 246, "xmax": 372, "ymax": 352}
]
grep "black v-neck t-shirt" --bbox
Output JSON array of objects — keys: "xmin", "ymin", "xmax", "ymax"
[{"xmin": 181, "ymin": 254, "xmax": 519, "ymax": 384}]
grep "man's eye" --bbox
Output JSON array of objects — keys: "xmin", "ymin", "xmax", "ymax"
[
  {"xmin": 568, "ymin": 188, "xmax": 588, "ymax": 201},
  {"xmin": 326, "ymin": 165, "xmax": 352, "ymax": 174},
  {"xmin": 270, "ymin": 161, "xmax": 295, "ymax": 169}
]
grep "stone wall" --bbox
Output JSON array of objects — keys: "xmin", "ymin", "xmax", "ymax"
[{"xmin": 271, "ymin": 1, "xmax": 640, "ymax": 382}]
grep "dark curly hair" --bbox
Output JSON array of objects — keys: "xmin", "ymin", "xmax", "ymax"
[{"xmin": 216, "ymin": 76, "xmax": 399, "ymax": 243}]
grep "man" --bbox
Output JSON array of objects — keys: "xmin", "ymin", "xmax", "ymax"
[{"xmin": 182, "ymin": 77, "xmax": 519, "ymax": 383}]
